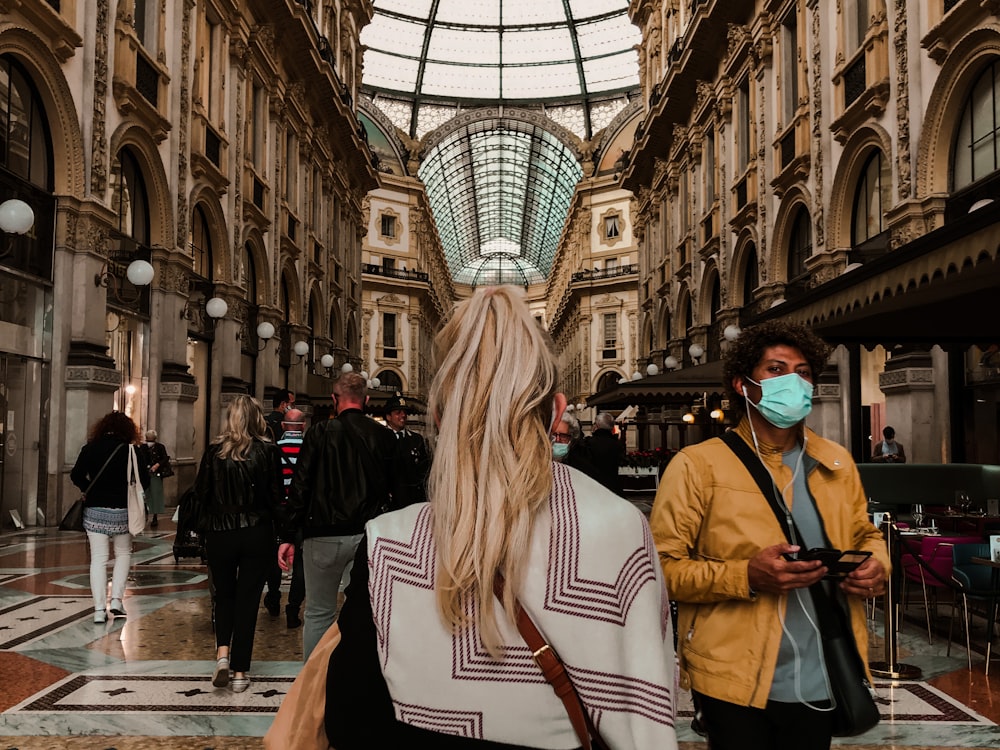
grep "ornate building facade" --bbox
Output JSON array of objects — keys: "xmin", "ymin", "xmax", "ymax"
[
  {"xmin": 1, "ymin": 0, "xmax": 377, "ymax": 527},
  {"xmin": 623, "ymin": 0, "xmax": 1000, "ymax": 464}
]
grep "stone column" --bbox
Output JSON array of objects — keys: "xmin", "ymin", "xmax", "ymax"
[{"xmin": 879, "ymin": 350, "xmax": 937, "ymax": 464}]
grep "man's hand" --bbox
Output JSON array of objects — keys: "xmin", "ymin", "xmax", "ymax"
[
  {"xmin": 840, "ymin": 556, "xmax": 886, "ymax": 599},
  {"xmin": 278, "ymin": 542, "xmax": 295, "ymax": 572},
  {"xmin": 747, "ymin": 544, "xmax": 827, "ymax": 594}
]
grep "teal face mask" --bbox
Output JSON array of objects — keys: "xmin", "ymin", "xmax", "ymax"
[
  {"xmin": 745, "ymin": 373, "xmax": 813, "ymax": 429},
  {"xmin": 552, "ymin": 442, "xmax": 570, "ymax": 460}
]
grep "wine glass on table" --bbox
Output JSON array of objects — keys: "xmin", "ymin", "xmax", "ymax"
[
  {"xmin": 958, "ymin": 492, "xmax": 972, "ymax": 515},
  {"xmin": 912, "ymin": 504, "xmax": 924, "ymax": 530}
]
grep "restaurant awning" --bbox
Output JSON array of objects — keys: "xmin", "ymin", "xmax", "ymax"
[{"xmin": 586, "ymin": 360, "xmax": 727, "ymax": 410}]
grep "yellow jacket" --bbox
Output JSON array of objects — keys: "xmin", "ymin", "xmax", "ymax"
[{"xmin": 649, "ymin": 420, "xmax": 889, "ymax": 708}]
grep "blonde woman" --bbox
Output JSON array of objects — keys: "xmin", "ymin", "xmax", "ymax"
[
  {"xmin": 324, "ymin": 287, "xmax": 679, "ymax": 749},
  {"xmin": 189, "ymin": 395, "xmax": 283, "ymax": 693}
]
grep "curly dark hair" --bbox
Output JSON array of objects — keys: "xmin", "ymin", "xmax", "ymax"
[
  {"xmin": 722, "ymin": 321, "xmax": 832, "ymax": 415},
  {"xmin": 88, "ymin": 411, "xmax": 140, "ymax": 444}
]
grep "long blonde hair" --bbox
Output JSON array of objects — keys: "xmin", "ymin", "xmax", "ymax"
[
  {"xmin": 428, "ymin": 286, "xmax": 557, "ymax": 656},
  {"xmin": 215, "ymin": 394, "xmax": 267, "ymax": 460}
]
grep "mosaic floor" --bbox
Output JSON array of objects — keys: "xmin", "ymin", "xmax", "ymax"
[{"xmin": 1, "ymin": 513, "xmax": 1000, "ymax": 749}]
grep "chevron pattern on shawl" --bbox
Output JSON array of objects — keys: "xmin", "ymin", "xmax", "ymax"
[
  {"xmin": 545, "ymin": 463, "xmax": 659, "ymax": 625},
  {"xmin": 395, "ymin": 702, "xmax": 485, "ymax": 738}
]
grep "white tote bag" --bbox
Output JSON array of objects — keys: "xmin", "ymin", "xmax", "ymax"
[{"xmin": 127, "ymin": 444, "xmax": 147, "ymax": 535}]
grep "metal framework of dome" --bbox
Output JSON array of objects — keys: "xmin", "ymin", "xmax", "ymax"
[{"xmin": 362, "ymin": 1, "xmax": 638, "ymax": 285}]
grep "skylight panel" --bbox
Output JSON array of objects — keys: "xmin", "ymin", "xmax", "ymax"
[
  {"xmin": 376, "ymin": 0, "xmax": 434, "ymax": 16},
  {"xmin": 503, "ymin": 28, "xmax": 575, "ymax": 65},
  {"xmin": 436, "ymin": 0, "xmax": 500, "ymax": 25},
  {"xmin": 420, "ymin": 61, "xmax": 501, "ymax": 99},
  {"xmin": 360, "ymin": 15, "xmax": 428, "ymax": 58},
  {"xmin": 568, "ymin": 0, "xmax": 629, "ymax": 18},
  {"xmin": 427, "ymin": 27, "xmax": 500, "ymax": 64},
  {"xmin": 497, "ymin": 0, "xmax": 567, "ymax": 25},
  {"xmin": 583, "ymin": 51, "xmax": 639, "ymax": 92},
  {"xmin": 362, "ymin": 51, "xmax": 421, "ymax": 95},
  {"xmin": 575, "ymin": 14, "xmax": 641, "ymax": 57},
  {"xmin": 504, "ymin": 63, "xmax": 582, "ymax": 99}
]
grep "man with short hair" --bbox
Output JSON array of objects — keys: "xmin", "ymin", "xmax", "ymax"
[
  {"xmin": 580, "ymin": 411, "xmax": 625, "ymax": 496},
  {"xmin": 277, "ymin": 408, "xmax": 307, "ymax": 629},
  {"xmin": 871, "ymin": 426, "xmax": 906, "ymax": 463},
  {"xmin": 383, "ymin": 392, "xmax": 430, "ymax": 508},
  {"xmin": 650, "ymin": 321, "xmax": 888, "ymax": 750},
  {"xmin": 265, "ymin": 390, "xmax": 294, "ymax": 443},
  {"xmin": 280, "ymin": 373, "xmax": 396, "ymax": 659}
]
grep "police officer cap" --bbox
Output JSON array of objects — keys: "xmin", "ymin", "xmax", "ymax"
[{"xmin": 383, "ymin": 392, "xmax": 409, "ymax": 413}]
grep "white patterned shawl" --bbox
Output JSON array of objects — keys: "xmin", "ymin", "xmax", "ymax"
[{"xmin": 365, "ymin": 462, "xmax": 678, "ymax": 749}]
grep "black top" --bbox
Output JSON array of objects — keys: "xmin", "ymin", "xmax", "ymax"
[{"xmin": 71, "ymin": 436, "xmax": 150, "ymax": 508}]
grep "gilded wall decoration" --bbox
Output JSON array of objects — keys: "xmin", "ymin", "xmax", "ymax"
[
  {"xmin": 810, "ymin": 2, "xmax": 825, "ymax": 249},
  {"xmin": 89, "ymin": 0, "xmax": 110, "ymax": 194},
  {"xmin": 893, "ymin": 0, "xmax": 912, "ymax": 200},
  {"xmin": 176, "ymin": 0, "xmax": 194, "ymax": 250}
]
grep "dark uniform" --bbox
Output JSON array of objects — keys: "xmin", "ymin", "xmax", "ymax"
[{"xmin": 384, "ymin": 393, "xmax": 430, "ymax": 509}]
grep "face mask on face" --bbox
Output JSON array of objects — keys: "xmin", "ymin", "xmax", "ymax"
[
  {"xmin": 744, "ymin": 373, "xmax": 814, "ymax": 429},
  {"xmin": 551, "ymin": 442, "xmax": 570, "ymax": 460}
]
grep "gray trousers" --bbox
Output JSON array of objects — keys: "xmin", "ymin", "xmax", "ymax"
[{"xmin": 301, "ymin": 533, "xmax": 363, "ymax": 660}]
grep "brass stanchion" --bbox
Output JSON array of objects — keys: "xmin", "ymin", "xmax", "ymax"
[{"xmin": 870, "ymin": 513, "xmax": 922, "ymax": 679}]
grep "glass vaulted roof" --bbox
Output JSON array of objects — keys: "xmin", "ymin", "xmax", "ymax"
[
  {"xmin": 419, "ymin": 119, "xmax": 582, "ymax": 286},
  {"xmin": 362, "ymin": 1, "xmax": 638, "ymax": 286}
]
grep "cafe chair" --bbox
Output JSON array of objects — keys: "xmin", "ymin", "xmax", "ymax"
[
  {"xmin": 903, "ymin": 535, "xmax": 982, "ymax": 644},
  {"xmin": 949, "ymin": 543, "xmax": 998, "ymax": 673}
]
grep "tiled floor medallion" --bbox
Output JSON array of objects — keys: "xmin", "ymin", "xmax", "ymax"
[
  {"xmin": 52, "ymin": 570, "xmax": 206, "ymax": 592},
  {"xmin": 13, "ymin": 675, "xmax": 295, "ymax": 714},
  {"xmin": 0, "ymin": 596, "xmax": 94, "ymax": 649}
]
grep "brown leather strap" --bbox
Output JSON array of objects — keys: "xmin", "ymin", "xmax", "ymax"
[{"xmin": 493, "ymin": 574, "xmax": 609, "ymax": 750}]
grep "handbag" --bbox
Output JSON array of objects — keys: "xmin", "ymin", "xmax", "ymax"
[
  {"xmin": 60, "ymin": 443, "xmax": 124, "ymax": 532},
  {"xmin": 720, "ymin": 431, "xmax": 880, "ymax": 737},
  {"xmin": 264, "ymin": 622, "xmax": 342, "ymax": 750},
  {"xmin": 127, "ymin": 444, "xmax": 147, "ymax": 536},
  {"xmin": 59, "ymin": 498, "xmax": 86, "ymax": 532},
  {"xmin": 493, "ymin": 573, "xmax": 611, "ymax": 750}
]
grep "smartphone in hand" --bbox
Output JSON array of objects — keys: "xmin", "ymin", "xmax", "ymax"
[{"xmin": 783, "ymin": 548, "xmax": 872, "ymax": 578}]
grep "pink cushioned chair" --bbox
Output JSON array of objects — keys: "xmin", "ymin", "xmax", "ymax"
[{"xmin": 903, "ymin": 535, "xmax": 982, "ymax": 644}]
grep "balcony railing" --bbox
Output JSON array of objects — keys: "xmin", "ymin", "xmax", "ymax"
[
  {"xmin": 844, "ymin": 55, "xmax": 866, "ymax": 109},
  {"xmin": 571, "ymin": 263, "xmax": 637, "ymax": 282},
  {"xmin": 362, "ymin": 263, "xmax": 429, "ymax": 282},
  {"xmin": 135, "ymin": 52, "xmax": 158, "ymax": 108}
]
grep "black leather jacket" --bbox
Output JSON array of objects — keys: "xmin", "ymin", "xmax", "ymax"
[
  {"xmin": 192, "ymin": 438, "xmax": 285, "ymax": 533},
  {"xmin": 286, "ymin": 409, "xmax": 396, "ymax": 539},
  {"xmin": 71, "ymin": 436, "xmax": 151, "ymax": 508}
]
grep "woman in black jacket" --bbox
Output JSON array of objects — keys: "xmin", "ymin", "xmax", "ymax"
[
  {"xmin": 190, "ymin": 394, "xmax": 284, "ymax": 693},
  {"xmin": 70, "ymin": 412, "xmax": 150, "ymax": 624}
]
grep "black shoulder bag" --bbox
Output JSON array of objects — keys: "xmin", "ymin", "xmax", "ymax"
[{"xmin": 720, "ymin": 431, "xmax": 880, "ymax": 737}]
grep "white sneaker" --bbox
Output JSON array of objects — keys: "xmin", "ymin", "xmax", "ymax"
[{"xmin": 93, "ymin": 610, "xmax": 107, "ymax": 624}]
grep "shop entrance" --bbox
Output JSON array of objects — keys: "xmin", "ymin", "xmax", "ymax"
[{"xmin": 0, "ymin": 355, "xmax": 44, "ymax": 528}]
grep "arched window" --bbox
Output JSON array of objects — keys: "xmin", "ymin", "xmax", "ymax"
[
  {"xmin": 596, "ymin": 370, "xmax": 620, "ymax": 394},
  {"xmin": 0, "ymin": 55, "xmax": 53, "ymax": 189},
  {"xmin": 953, "ymin": 61, "xmax": 1000, "ymax": 191},
  {"xmin": 112, "ymin": 148, "xmax": 150, "ymax": 244},
  {"xmin": 852, "ymin": 150, "xmax": 887, "ymax": 246},
  {"xmin": 787, "ymin": 207, "xmax": 811, "ymax": 280},
  {"xmin": 191, "ymin": 205, "xmax": 212, "ymax": 281},
  {"xmin": 742, "ymin": 243, "xmax": 758, "ymax": 307},
  {"xmin": 376, "ymin": 369, "xmax": 403, "ymax": 390}
]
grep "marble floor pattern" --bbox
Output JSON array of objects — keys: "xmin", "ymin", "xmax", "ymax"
[{"xmin": 1, "ymin": 515, "xmax": 1000, "ymax": 749}]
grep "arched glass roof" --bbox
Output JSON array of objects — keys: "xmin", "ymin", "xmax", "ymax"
[
  {"xmin": 419, "ymin": 118, "xmax": 583, "ymax": 286},
  {"xmin": 361, "ymin": 0, "xmax": 639, "ymax": 140},
  {"xmin": 362, "ymin": 1, "xmax": 638, "ymax": 286}
]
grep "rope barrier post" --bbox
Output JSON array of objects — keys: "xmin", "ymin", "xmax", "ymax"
[{"xmin": 870, "ymin": 513, "xmax": 922, "ymax": 679}]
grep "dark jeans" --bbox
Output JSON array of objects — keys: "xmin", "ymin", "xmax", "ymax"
[
  {"xmin": 205, "ymin": 524, "xmax": 275, "ymax": 673},
  {"xmin": 288, "ymin": 542, "xmax": 305, "ymax": 609},
  {"xmin": 694, "ymin": 691, "xmax": 833, "ymax": 750}
]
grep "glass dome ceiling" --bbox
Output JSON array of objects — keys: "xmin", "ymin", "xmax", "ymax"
[
  {"xmin": 361, "ymin": 1, "xmax": 639, "ymax": 287},
  {"xmin": 361, "ymin": 0, "xmax": 640, "ymax": 140}
]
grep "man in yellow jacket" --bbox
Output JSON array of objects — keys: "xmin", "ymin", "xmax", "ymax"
[{"xmin": 650, "ymin": 321, "xmax": 889, "ymax": 750}]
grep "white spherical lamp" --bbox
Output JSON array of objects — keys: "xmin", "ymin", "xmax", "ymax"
[
  {"xmin": 576, "ymin": 402, "xmax": 586, "ymax": 412},
  {"xmin": 689, "ymin": 343, "xmax": 705, "ymax": 361},
  {"xmin": 618, "ymin": 377, "xmax": 627, "ymax": 385},
  {"xmin": 293, "ymin": 340, "xmax": 310, "ymax": 357},
  {"xmin": 360, "ymin": 371, "xmax": 370, "ymax": 381},
  {"xmin": 370, "ymin": 376, "xmax": 381, "ymax": 388},
  {"xmin": 125, "ymin": 259, "xmax": 155, "ymax": 286},
  {"xmin": 646, "ymin": 363, "xmax": 659, "ymax": 377},
  {"xmin": 0, "ymin": 198, "xmax": 34, "ymax": 234},
  {"xmin": 630, "ymin": 371, "xmax": 642, "ymax": 381},
  {"xmin": 256, "ymin": 321, "xmax": 275, "ymax": 340},
  {"xmin": 205, "ymin": 297, "xmax": 228, "ymax": 319},
  {"xmin": 341, "ymin": 362, "xmax": 353, "ymax": 373},
  {"xmin": 723, "ymin": 325, "xmax": 741, "ymax": 342},
  {"xmin": 664, "ymin": 355, "xmax": 679, "ymax": 370},
  {"xmin": 320, "ymin": 354, "xmax": 335, "ymax": 369}
]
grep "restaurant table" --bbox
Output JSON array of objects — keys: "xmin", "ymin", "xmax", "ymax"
[
  {"xmin": 971, "ymin": 556, "xmax": 1000, "ymax": 675},
  {"xmin": 925, "ymin": 511, "xmax": 1000, "ymax": 536}
]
